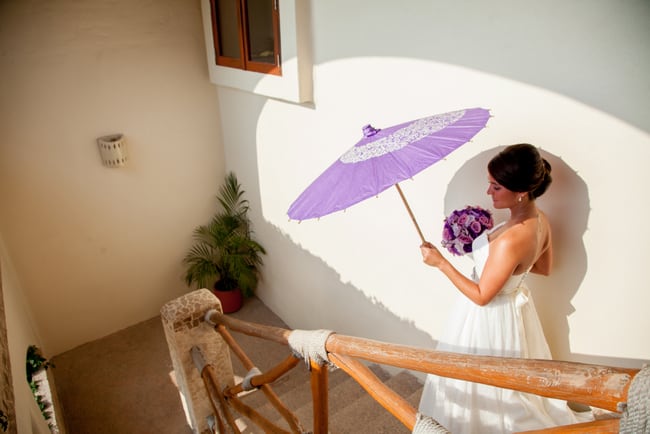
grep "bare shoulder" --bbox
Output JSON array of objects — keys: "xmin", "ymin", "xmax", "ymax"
[
  {"xmin": 496, "ymin": 218, "xmax": 537, "ymax": 244},
  {"xmin": 491, "ymin": 213, "xmax": 550, "ymax": 269},
  {"xmin": 488, "ymin": 225, "xmax": 528, "ymax": 261}
]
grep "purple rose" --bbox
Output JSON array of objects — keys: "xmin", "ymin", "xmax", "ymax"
[{"xmin": 469, "ymin": 220, "xmax": 482, "ymax": 235}]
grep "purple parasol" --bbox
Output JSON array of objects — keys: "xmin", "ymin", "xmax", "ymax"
[{"xmin": 287, "ymin": 107, "xmax": 491, "ymax": 241}]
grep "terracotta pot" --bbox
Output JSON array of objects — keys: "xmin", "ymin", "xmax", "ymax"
[{"xmin": 212, "ymin": 287, "xmax": 243, "ymax": 313}]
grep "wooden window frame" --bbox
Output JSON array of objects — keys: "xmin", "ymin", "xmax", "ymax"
[{"xmin": 209, "ymin": 0, "xmax": 282, "ymax": 76}]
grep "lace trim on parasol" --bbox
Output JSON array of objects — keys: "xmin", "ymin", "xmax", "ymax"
[{"xmin": 340, "ymin": 109, "xmax": 465, "ymax": 164}]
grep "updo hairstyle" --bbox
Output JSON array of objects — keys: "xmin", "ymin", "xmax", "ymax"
[{"xmin": 487, "ymin": 143, "xmax": 552, "ymax": 199}]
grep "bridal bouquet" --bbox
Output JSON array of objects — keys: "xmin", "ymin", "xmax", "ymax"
[{"xmin": 441, "ymin": 206, "xmax": 494, "ymax": 256}]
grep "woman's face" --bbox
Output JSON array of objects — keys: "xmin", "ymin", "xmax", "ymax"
[{"xmin": 487, "ymin": 174, "xmax": 518, "ymax": 209}]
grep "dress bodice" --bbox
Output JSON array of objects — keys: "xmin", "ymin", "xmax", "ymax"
[{"xmin": 472, "ymin": 223, "xmax": 528, "ymax": 294}]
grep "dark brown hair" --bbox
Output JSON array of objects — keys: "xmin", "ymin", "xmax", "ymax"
[{"xmin": 487, "ymin": 143, "xmax": 552, "ymax": 199}]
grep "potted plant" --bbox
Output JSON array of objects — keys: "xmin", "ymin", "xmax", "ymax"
[{"xmin": 183, "ymin": 172, "xmax": 266, "ymax": 313}]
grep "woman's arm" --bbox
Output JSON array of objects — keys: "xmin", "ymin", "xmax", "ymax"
[{"xmin": 420, "ymin": 240, "xmax": 518, "ymax": 306}]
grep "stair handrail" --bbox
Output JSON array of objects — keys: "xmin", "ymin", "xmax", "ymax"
[{"xmin": 204, "ymin": 309, "xmax": 644, "ymax": 433}]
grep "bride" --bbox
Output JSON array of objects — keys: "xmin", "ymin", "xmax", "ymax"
[{"xmin": 418, "ymin": 144, "xmax": 591, "ymax": 433}]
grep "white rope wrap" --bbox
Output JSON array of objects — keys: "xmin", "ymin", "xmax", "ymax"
[
  {"xmin": 288, "ymin": 329, "xmax": 334, "ymax": 367},
  {"xmin": 204, "ymin": 309, "xmax": 218, "ymax": 326},
  {"xmin": 620, "ymin": 364, "xmax": 650, "ymax": 434},
  {"xmin": 242, "ymin": 367, "xmax": 262, "ymax": 391},
  {"xmin": 411, "ymin": 413, "xmax": 450, "ymax": 434}
]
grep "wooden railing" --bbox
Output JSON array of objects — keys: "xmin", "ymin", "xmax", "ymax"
[{"xmin": 194, "ymin": 309, "xmax": 643, "ymax": 434}]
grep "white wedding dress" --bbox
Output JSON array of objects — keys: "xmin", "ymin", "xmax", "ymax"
[{"xmin": 418, "ymin": 223, "xmax": 590, "ymax": 433}]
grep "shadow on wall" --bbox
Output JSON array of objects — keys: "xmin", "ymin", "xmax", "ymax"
[
  {"xmin": 258, "ymin": 220, "xmax": 439, "ymax": 361},
  {"xmin": 445, "ymin": 146, "xmax": 590, "ymax": 361}
]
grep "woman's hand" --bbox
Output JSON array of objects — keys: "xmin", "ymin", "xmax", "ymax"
[
  {"xmin": 421, "ymin": 240, "xmax": 485, "ymax": 305},
  {"xmin": 420, "ymin": 241, "xmax": 445, "ymax": 268}
]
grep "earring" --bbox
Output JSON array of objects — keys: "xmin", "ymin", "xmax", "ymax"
[{"xmin": 518, "ymin": 196, "xmax": 523, "ymax": 203}]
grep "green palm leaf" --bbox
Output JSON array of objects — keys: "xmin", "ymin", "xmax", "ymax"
[{"xmin": 183, "ymin": 172, "xmax": 265, "ymax": 297}]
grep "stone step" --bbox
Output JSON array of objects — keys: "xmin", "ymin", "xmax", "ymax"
[
  {"xmin": 246, "ymin": 365, "xmax": 352, "ymax": 432},
  {"xmin": 328, "ymin": 370, "xmax": 423, "ymax": 434},
  {"xmin": 288, "ymin": 364, "xmax": 392, "ymax": 432},
  {"xmin": 231, "ymin": 364, "xmax": 362, "ymax": 432},
  {"xmin": 361, "ymin": 372, "xmax": 424, "ymax": 434},
  {"xmin": 230, "ymin": 363, "xmax": 424, "ymax": 434}
]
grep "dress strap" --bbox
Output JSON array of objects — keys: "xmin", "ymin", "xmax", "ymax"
[{"xmin": 517, "ymin": 213, "xmax": 542, "ymax": 286}]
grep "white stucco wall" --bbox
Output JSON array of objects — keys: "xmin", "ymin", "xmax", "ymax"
[
  {"xmin": 218, "ymin": 0, "xmax": 650, "ymax": 368},
  {"xmin": 0, "ymin": 0, "xmax": 224, "ymax": 355}
]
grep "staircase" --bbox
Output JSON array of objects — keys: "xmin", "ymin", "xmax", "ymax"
[{"xmin": 225, "ymin": 299, "xmax": 424, "ymax": 433}]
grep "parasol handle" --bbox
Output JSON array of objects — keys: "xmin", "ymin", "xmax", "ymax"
[{"xmin": 394, "ymin": 183, "xmax": 426, "ymax": 244}]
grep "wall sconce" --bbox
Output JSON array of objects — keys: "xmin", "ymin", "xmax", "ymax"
[{"xmin": 97, "ymin": 134, "xmax": 128, "ymax": 168}]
